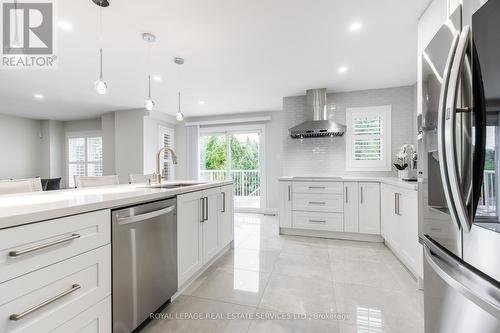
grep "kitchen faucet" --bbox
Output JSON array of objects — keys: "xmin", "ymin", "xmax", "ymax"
[{"xmin": 155, "ymin": 147, "xmax": 178, "ymax": 184}]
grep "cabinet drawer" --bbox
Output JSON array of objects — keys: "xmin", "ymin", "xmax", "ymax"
[
  {"xmin": 293, "ymin": 193, "xmax": 344, "ymax": 212},
  {"xmin": 0, "ymin": 210, "xmax": 110, "ymax": 283},
  {"xmin": 293, "ymin": 211, "xmax": 343, "ymax": 232},
  {"xmin": 51, "ymin": 296, "xmax": 111, "ymax": 333},
  {"xmin": 293, "ymin": 181, "xmax": 343, "ymax": 194},
  {"xmin": 0, "ymin": 245, "xmax": 111, "ymax": 333}
]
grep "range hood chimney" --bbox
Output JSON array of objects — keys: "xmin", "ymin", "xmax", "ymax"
[{"xmin": 289, "ymin": 88, "xmax": 346, "ymax": 138}]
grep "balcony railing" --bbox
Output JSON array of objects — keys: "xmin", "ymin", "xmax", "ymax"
[
  {"xmin": 479, "ymin": 170, "xmax": 496, "ymax": 214},
  {"xmin": 200, "ymin": 170, "xmax": 261, "ymax": 197}
]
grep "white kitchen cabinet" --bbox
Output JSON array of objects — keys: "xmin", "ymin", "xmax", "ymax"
[
  {"xmin": 219, "ymin": 185, "xmax": 234, "ymax": 248},
  {"xmin": 381, "ymin": 184, "xmax": 422, "ymax": 278},
  {"xmin": 177, "ymin": 190, "xmax": 204, "ymax": 287},
  {"xmin": 52, "ymin": 297, "xmax": 111, "ymax": 333},
  {"xmin": 202, "ymin": 187, "xmax": 221, "ymax": 263},
  {"xmin": 358, "ymin": 183, "xmax": 381, "ymax": 235},
  {"xmin": 279, "ymin": 181, "xmax": 292, "ymax": 228},
  {"xmin": 177, "ymin": 185, "xmax": 233, "ymax": 288},
  {"xmin": 343, "ymin": 182, "xmax": 359, "ymax": 233}
]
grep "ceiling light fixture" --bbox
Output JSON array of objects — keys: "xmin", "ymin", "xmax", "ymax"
[
  {"xmin": 198, "ymin": 100, "xmax": 205, "ymax": 105},
  {"xmin": 153, "ymin": 75, "xmax": 163, "ymax": 82},
  {"xmin": 34, "ymin": 93, "xmax": 45, "ymax": 100},
  {"xmin": 174, "ymin": 57, "xmax": 185, "ymax": 121},
  {"xmin": 338, "ymin": 66, "xmax": 348, "ymax": 73},
  {"xmin": 349, "ymin": 22, "xmax": 362, "ymax": 32},
  {"xmin": 93, "ymin": 0, "xmax": 109, "ymax": 95},
  {"xmin": 143, "ymin": 33, "xmax": 156, "ymax": 111}
]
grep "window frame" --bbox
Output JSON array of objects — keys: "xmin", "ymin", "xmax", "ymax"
[
  {"xmin": 66, "ymin": 131, "xmax": 103, "ymax": 188},
  {"xmin": 159, "ymin": 126, "xmax": 175, "ymax": 180},
  {"xmin": 345, "ymin": 105, "xmax": 392, "ymax": 171}
]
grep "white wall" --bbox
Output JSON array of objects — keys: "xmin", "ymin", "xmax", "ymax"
[
  {"xmin": 101, "ymin": 113, "xmax": 116, "ymax": 176},
  {"xmin": 40, "ymin": 120, "xmax": 65, "ymax": 182},
  {"xmin": 114, "ymin": 110, "xmax": 145, "ymax": 184},
  {"xmin": 282, "ymin": 85, "xmax": 417, "ymax": 177},
  {"xmin": 0, "ymin": 114, "xmax": 42, "ymax": 179},
  {"xmin": 143, "ymin": 111, "xmax": 177, "ymax": 175}
]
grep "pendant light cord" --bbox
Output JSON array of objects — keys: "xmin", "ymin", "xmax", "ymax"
[{"xmin": 178, "ymin": 91, "xmax": 181, "ymax": 113}]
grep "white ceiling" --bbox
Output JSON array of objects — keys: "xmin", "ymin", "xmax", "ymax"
[{"xmin": 0, "ymin": 0, "xmax": 430, "ymax": 120}]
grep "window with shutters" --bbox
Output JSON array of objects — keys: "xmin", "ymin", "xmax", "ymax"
[
  {"xmin": 67, "ymin": 133, "xmax": 103, "ymax": 188},
  {"xmin": 159, "ymin": 126, "xmax": 175, "ymax": 180},
  {"xmin": 345, "ymin": 105, "xmax": 392, "ymax": 171}
]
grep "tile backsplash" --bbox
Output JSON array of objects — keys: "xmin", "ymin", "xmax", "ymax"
[{"xmin": 282, "ymin": 85, "xmax": 417, "ymax": 177}]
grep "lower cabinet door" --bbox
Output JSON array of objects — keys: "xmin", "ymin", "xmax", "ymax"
[
  {"xmin": 51, "ymin": 297, "xmax": 111, "ymax": 333},
  {"xmin": 177, "ymin": 191, "xmax": 204, "ymax": 287},
  {"xmin": 343, "ymin": 182, "xmax": 359, "ymax": 233},
  {"xmin": 293, "ymin": 211, "xmax": 343, "ymax": 232},
  {"xmin": 202, "ymin": 187, "xmax": 221, "ymax": 264},
  {"xmin": 0, "ymin": 246, "xmax": 111, "ymax": 333},
  {"xmin": 358, "ymin": 183, "xmax": 381, "ymax": 234},
  {"xmin": 219, "ymin": 185, "xmax": 234, "ymax": 248},
  {"xmin": 279, "ymin": 181, "xmax": 292, "ymax": 228}
]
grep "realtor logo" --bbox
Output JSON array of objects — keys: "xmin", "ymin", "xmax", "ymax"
[{"xmin": 1, "ymin": 0, "xmax": 57, "ymax": 68}]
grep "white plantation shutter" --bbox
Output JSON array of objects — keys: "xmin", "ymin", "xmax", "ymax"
[
  {"xmin": 346, "ymin": 106, "xmax": 391, "ymax": 171},
  {"xmin": 159, "ymin": 126, "xmax": 175, "ymax": 180},
  {"xmin": 67, "ymin": 134, "xmax": 103, "ymax": 187}
]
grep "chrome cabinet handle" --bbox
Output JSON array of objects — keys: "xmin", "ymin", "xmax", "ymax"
[
  {"xmin": 205, "ymin": 197, "xmax": 209, "ymax": 221},
  {"xmin": 200, "ymin": 197, "xmax": 205, "ymax": 222},
  {"xmin": 309, "ymin": 219, "xmax": 326, "ymax": 224},
  {"xmin": 308, "ymin": 186, "xmax": 326, "ymax": 189},
  {"xmin": 9, "ymin": 284, "xmax": 81, "ymax": 321},
  {"xmin": 345, "ymin": 186, "xmax": 348, "ymax": 204},
  {"xmin": 308, "ymin": 201, "xmax": 326, "ymax": 205},
  {"xmin": 288, "ymin": 185, "xmax": 291, "ymax": 201},
  {"xmin": 394, "ymin": 193, "xmax": 398, "ymax": 215},
  {"xmin": 396, "ymin": 193, "xmax": 401, "ymax": 216},
  {"xmin": 117, "ymin": 206, "xmax": 175, "ymax": 225},
  {"xmin": 360, "ymin": 186, "xmax": 364, "ymax": 204},
  {"xmin": 9, "ymin": 234, "xmax": 81, "ymax": 257},
  {"xmin": 221, "ymin": 192, "xmax": 226, "ymax": 213}
]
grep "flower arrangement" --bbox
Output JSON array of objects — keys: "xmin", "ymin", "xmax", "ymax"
[{"xmin": 394, "ymin": 144, "xmax": 416, "ymax": 171}]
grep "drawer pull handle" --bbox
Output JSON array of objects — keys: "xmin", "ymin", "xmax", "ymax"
[
  {"xmin": 308, "ymin": 201, "xmax": 326, "ymax": 205},
  {"xmin": 9, "ymin": 284, "xmax": 81, "ymax": 321},
  {"xmin": 309, "ymin": 219, "xmax": 327, "ymax": 224},
  {"xmin": 308, "ymin": 186, "xmax": 326, "ymax": 189},
  {"xmin": 9, "ymin": 234, "xmax": 81, "ymax": 257}
]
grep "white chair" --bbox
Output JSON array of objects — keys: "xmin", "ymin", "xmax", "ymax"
[
  {"xmin": 74, "ymin": 175, "xmax": 119, "ymax": 188},
  {"xmin": 128, "ymin": 173, "xmax": 156, "ymax": 184},
  {"xmin": 0, "ymin": 178, "xmax": 43, "ymax": 195}
]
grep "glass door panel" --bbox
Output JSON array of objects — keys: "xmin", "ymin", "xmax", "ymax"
[
  {"xmin": 199, "ymin": 134, "xmax": 228, "ymax": 181},
  {"xmin": 230, "ymin": 132, "xmax": 261, "ymax": 209}
]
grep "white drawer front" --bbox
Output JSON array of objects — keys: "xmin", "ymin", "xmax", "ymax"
[
  {"xmin": 293, "ymin": 211, "xmax": 344, "ymax": 232},
  {"xmin": 293, "ymin": 193, "xmax": 344, "ymax": 213},
  {"xmin": 0, "ymin": 210, "xmax": 110, "ymax": 283},
  {"xmin": 0, "ymin": 245, "xmax": 111, "ymax": 333},
  {"xmin": 293, "ymin": 181, "xmax": 343, "ymax": 194},
  {"xmin": 52, "ymin": 296, "xmax": 111, "ymax": 333}
]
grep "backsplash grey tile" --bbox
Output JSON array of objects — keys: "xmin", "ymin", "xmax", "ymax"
[{"xmin": 282, "ymin": 85, "xmax": 416, "ymax": 177}]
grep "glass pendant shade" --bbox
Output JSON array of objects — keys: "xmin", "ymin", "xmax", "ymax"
[
  {"xmin": 95, "ymin": 48, "xmax": 107, "ymax": 95},
  {"xmin": 176, "ymin": 91, "xmax": 184, "ymax": 121},
  {"xmin": 144, "ymin": 75, "xmax": 155, "ymax": 111}
]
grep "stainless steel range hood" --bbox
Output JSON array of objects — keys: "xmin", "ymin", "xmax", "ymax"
[{"xmin": 289, "ymin": 88, "xmax": 346, "ymax": 138}]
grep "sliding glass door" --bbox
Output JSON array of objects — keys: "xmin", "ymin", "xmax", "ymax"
[{"xmin": 199, "ymin": 125, "xmax": 265, "ymax": 211}]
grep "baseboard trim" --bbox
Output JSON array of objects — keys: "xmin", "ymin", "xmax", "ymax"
[
  {"xmin": 172, "ymin": 243, "xmax": 231, "ymax": 300},
  {"xmin": 280, "ymin": 227, "xmax": 384, "ymax": 243}
]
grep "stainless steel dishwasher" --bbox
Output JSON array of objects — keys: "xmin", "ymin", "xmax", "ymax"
[{"xmin": 112, "ymin": 198, "xmax": 177, "ymax": 333}]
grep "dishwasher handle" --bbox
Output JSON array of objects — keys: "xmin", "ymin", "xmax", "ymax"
[{"xmin": 117, "ymin": 205, "xmax": 175, "ymax": 225}]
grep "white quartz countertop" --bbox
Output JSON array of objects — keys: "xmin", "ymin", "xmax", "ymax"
[
  {"xmin": 0, "ymin": 181, "xmax": 233, "ymax": 230},
  {"xmin": 278, "ymin": 176, "xmax": 418, "ymax": 191}
]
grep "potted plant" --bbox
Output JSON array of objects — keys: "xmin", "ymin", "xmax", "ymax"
[{"xmin": 394, "ymin": 144, "xmax": 415, "ymax": 179}]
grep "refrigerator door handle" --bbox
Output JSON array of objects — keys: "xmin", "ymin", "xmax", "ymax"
[
  {"xmin": 444, "ymin": 26, "xmax": 472, "ymax": 232},
  {"xmin": 423, "ymin": 238, "xmax": 500, "ymax": 320}
]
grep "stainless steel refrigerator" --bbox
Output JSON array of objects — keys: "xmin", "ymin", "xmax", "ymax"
[{"xmin": 419, "ymin": 0, "xmax": 500, "ymax": 332}]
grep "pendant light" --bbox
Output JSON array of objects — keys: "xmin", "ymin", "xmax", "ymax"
[
  {"xmin": 143, "ymin": 33, "xmax": 156, "ymax": 111},
  {"xmin": 174, "ymin": 57, "xmax": 185, "ymax": 121},
  {"xmin": 93, "ymin": 0, "xmax": 109, "ymax": 95}
]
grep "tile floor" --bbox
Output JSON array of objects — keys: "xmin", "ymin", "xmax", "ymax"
[{"xmin": 142, "ymin": 213, "xmax": 424, "ymax": 333}]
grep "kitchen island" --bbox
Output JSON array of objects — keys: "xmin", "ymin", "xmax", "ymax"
[{"xmin": 0, "ymin": 181, "xmax": 234, "ymax": 333}]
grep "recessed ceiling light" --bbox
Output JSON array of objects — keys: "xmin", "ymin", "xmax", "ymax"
[
  {"xmin": 153, "ymin": 75, "xmax": 162, "ymax": 82},
  {"xmin": 57, "ymin": 21, "xmax": 73, "ymax": 31},
  {"xmin": 338, "ymin": 66, "xmax": 348, "ymax": 73},
  {"xmin": 198, "ymin": 100, "xmax": 205, "ymax": 105},
  {"xmin": 349, "ymin": 22, "xmax": 362, "ymax": 32},
  {"xmin": 34, "ymin": 93, "xmax": 45, "ymax": 99}
]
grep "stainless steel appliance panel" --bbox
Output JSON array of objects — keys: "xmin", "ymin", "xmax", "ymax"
[
  {"xmin": 112, "ymin": 199, "xmax": 177, "ymax": 333},
  {"xmin": 419, "ymin": 7, "xmax": 463, "ymax": 257}
]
